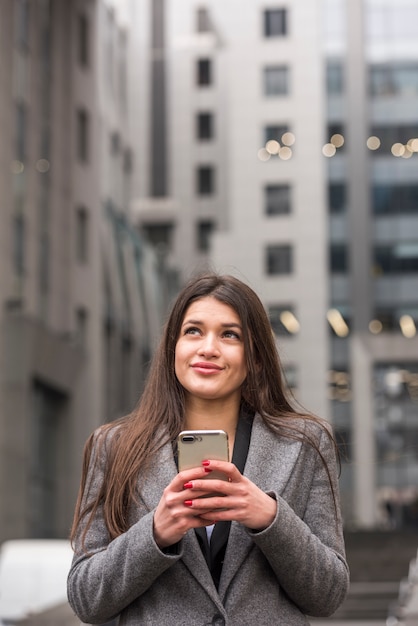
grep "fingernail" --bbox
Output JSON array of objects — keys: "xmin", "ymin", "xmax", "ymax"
[
  {"xmin": 184, "ymin": 500, "xmax": 193, "ymax": 507},
  {"xmin": 202, "ymin": 460, "xmax": 210, "ymax": 467},
  {"xmin": 183, "ymin": 482, "xmax": 193, "ymax": 489},
  {"xmin": 204, "ymin": 468, "xmax": 212, "ymax": 473}
]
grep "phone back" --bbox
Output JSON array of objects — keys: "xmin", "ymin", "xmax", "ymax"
[{"xmin": 177, "ymin": 430, "xmax": 229, "ymax": 481}]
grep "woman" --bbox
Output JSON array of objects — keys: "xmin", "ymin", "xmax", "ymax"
[{"xmin": 68, "ymin": 273, "xmax": 349, "ymax": 625}]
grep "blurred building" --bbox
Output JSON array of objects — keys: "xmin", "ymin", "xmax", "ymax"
[
  {"xmin": 133, "ymin": 0, "xmax": 418, "ymax": 528},
  {"xmin": 0, "ymin": 0, "xmax": 167, "ymax": 543},
  {"xmin": 1, "ymin": 0, "xmax": 417, "ymax": 543}
]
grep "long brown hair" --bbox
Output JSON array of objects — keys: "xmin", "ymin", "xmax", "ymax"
[{"xmin": 70, "ymin": 273, "xmax": 338, "ymax": 547}]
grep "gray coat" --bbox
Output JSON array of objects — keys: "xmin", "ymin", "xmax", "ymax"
[{"xmin": 67, "ymin": 416, "xmax": 349, "ymax": 625}]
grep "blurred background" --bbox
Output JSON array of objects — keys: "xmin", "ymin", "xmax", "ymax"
[{"xmin": 0, "ymin": 0, "xmax": 418, "ymax": 623}]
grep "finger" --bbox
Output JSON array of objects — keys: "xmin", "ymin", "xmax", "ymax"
[
  {"xmin": 172, "ymin": 466, "xmax": 214, "ymax": 491},
  {"xmin": 184, "ymin": 479, "xmax": 233, "ymax": 496},
  {"xmin": 201, "ymin": 459, "xmax": 242, "ymax": 481}
]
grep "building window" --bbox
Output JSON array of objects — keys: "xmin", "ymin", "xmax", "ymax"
[
  {"xmin": 370, "ymin": 63, "xmax": 418, "ymax": 97},
  {"xmin": 76, "ymin": 207, "xmax": 89, "ymax": 263},
  {"xmin": 75, "ymin": 307, "xmax": 88, "ymax": 346},
  {"xmin": 142, "ymin": 222, "xmax": 174, "ymax": 250},
  {"xmin": 15, "ymin": 0, "xmax": 30, "ymax": 50},
  {"xmin": 197, "ymin": 166, "xmax": 215, "ymax": 195},
  {"xmin": 330, "ymin": 244, "xmax": 349, "ymax": 273},
  {"xmin": 78, "ymin": 13, "xmax": 89, "ymax": 67},
  {"xmin": 326, "ymin": 61, "xmax": 344, "ymax": 95},
  {"xmin": 197, "ymin": 58, "xmax": 212, "ymax": 86},
  {"xmin": 264, "ymin": 8, "xmax": 287, "ymax": 37},
  {"xmin": 264, "ymin": 66, "xmax": 289, "ymax": 96},
  {"xmin": 373, "ymin": 306, "xmax": 418, "ymax": 334},
  {"xmin": 269, "ymin": 304, "xmax": 299, "ymax": 336},
  {"xmin": 264, "ymin": 124, "xmax": 289, "ymax": 145},
  {"xmin": 196, "ymin": 112, "xmax": 214, "ymax": 140},
  {"xmin": 76, "ymin": 108, "xmax": 89, "ymax": 162},
  {"xmin": 16, "ymin": 102, "xmax": 27, "ymax": 161},
  {"xmin": 265, "ymin": 184, "xmax": 291, "ymax": 215},
  {"xmin": 327, "ymin": 123, "xmax": 346, "ymax": 151},
  {"xmin": 12, "ymin": 213, "xmax": 25, "ymax": 276},
  {"xmin": 39, "ymin": 231, "xmax": 49, "ymax": 294},
  {"xmin": 110, "ymin": 131, "xmax": 120, "ymax": 155},
  {"xmin": 370, "ymin": 124, "xmax": 418, "ymax": 155},
  {"xmin": 374, "ymin": 243, "xmax": 418, "ymax": 274},
  {"xmin": 266, "ymin": 244, "xmax": 293, "ymax": 275},
  {"xmin": 197, "ymin": 220, "xmax": 214, "ymax": 252},
  {"xmin": 329, "ymin": 183, "xmax": 347, "ymax": 214},
  {"xmin": 372, "ymin": 184, "xmax": 418, "ymax": 215},
  {"xmin": 29, "ymin": 380, "xmax": 67, "ymax": 537},
  {"xmin": 196, "ymin": 7, "xmax": 211, "ymax": 32}
]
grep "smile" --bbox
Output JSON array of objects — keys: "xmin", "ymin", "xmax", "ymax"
[{"xmin": 191, "ymin": 362, "xmax": 224, "ymax": 373}]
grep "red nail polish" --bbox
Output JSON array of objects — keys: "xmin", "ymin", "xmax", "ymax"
[
  {"xmin": 202, "ymin": 460, "xmax": 210, "ymax": 467},
  {"xmin": 204, "ymin": 468, "xmax": 212, "ymax": 473},
  {"xmin": 183, "ymin": 482, "xmax": 193, "ymax": 489},
  {"xmin": 184, "ymin": 500, "xmax": 193, "ymax": 507}
]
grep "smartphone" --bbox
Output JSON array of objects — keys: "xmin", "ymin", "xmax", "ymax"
[{"xmin": 177, "ymin": 429, "xmax": 229, "ymax": 485}]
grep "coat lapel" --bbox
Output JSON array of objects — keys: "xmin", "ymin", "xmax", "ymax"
[
  {"xmin": 138, "ymin": 440, "xmax": 220, "ymax": 599},
  {"xmin": 218, "ymin": 415, "xmax": 303, "ymax": 598}
]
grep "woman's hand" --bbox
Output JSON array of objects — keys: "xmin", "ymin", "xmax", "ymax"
[
  {"xmin": 153, "ymin": 461, "xmax": 277, "ymax": 549},
  {"xmin": 153, "ymin": 465, "xmax": 223, "ymax": 549},
  {"xmin": 182, "ymin": 460, "xmax": 277, "ymax": 531}
]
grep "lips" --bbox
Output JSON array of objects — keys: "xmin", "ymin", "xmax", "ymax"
[{"xmin": 191, "ymin": 362, "xmax": 223, "ymax": 372}]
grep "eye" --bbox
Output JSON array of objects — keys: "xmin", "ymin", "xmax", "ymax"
[
  {"xmin": 184, "ymin": 326, "xmax": 201, "ymax": 336},
  {"xmin": 223, "ymin": 329, "xmax": 241, "ymax": 340}
]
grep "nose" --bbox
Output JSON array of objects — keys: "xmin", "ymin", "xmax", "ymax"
[{"xmin": 197, "ymin": 332, "xmax": 220, "ymax": 357}]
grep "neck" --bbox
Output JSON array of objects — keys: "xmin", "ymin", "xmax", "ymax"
[{"xmin": 184, "ymin": 396, "xmax": 241, "ymax": 453}]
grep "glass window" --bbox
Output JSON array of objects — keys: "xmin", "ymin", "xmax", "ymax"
[
  {"xmin": 329, "ymin": 183, "xmax": 347, "ymax": 214},
  {"xmin": 370, "ymin": 64, "xmax": 418, "ymax": 97},
  {"xmin": 327, "ymin": 123, "xmax": 346, "ymax": 151},
  {"xmin": 326, "ymin": 61, "xmax": 344, "ymax": 95},
  {"xmin": 76, "ymin": 108, "xmax": 89, "ymax": 162},
  {"xmin": 264, "ymin": 9, "xmax": 287, "ymax": 37},
  {"xmin": 197, "ymin": 112, "xmax": 214, "ymax": 140},
  {"xmin": 264, "ymin": 124, "xmax": 289, "ymax": 145},
  {"xmin": 39, "ymin": 231, "xmax": 49, "ymax": 294},
  {"xmin": 266, "ymin": 244, "xmax": 293, "ymax": 275},
  {"xmin": 16, "ymin": 102, "xmax": 27, "ymax": 161},
  {"xmin": 373, "ymin": 184, "xmax": 418, "ymax": 215},
  {"xmin": 265, "ymin": 184, "xmax": 291, "ymax": 215},
  {"xmin": 196, "ymin": 7, "xmax": 211, "ymax": 33},
  {"xmin": 76, "ymin": 207, "xmax": 89, "ymax": 264},
  {"xmin": 196, "ymin": 220, "xmax": 214, "ymax": 252},
  {"xmin": 264, "ymin": 66, "xmax": 289, "ymax": 96},
  {"xmin": 29, "ymin": 381, "xmax": 67, "ymax": 537},
  {"xmin": 15, "ymin": 0, "xmax": 30, "ymax": 50},
  {"xmin": 76, "ymin": 307, "xmax": 88, "ymax": 346},
  {"xmin": 370, "ymin": 124, "xmax": 418, "ymax": 155},
  {"xmin": 197, "ymin": 58, "xmax": 212, "ymax": 86},
  {"xmin": 373, "ymin": 306, "xmax": 418, "ymax": 334},
  {"xmin": 374, "ymin": 362, "xmax": 418, "ymax": 528},
  {"xmin": 374, "ymin": 243, "xmax": 418, "ymax": 274},
  {"xmin": 268, "ymin": 304, "xmax": 299, "ymax": 336},
  {"xmin": 197, "ymin": 166, "xmax": 215, "ymax": 195},
  {"xmin": 12, "ymin": 213, "xmax": 25, "ymax": 276},
  {"xmin": 78, "ymin": 13, "xmax": 89, "ymax": 67},
  {"xmin": 142, "ymin": 223, "xmax": 174, "ymax": 249},
  {"xmin": 330, "ymin": 244, "xmax": 349, "ymax": 273}
]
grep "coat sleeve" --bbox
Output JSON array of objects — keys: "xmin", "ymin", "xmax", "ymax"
[
  {"xmin": 247, "ymin": 425, "xmax": 349, "ymax": 617},
  {"xmin": 67, "ymin": 431, "xmax": 182, "ymax": 625}
]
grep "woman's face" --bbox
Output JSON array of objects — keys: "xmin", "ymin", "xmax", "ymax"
[{"xmin": 175, "ymin": 297, "xmax": 247, "ymax": 404}]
